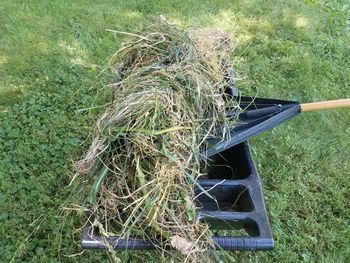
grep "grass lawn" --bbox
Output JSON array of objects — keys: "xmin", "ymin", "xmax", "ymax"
[{"xmin": 1, "ymin": 0, "xmax": 349, "ymax": 262}]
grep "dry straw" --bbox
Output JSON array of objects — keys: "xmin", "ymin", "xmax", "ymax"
[{"xmin": 75, "ymin": 18, "xmax": 240, "ymax": 262}]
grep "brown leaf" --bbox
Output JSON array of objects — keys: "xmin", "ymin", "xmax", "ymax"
[{"xmin": 170, "ymin": 235, "xmax": 199, "ymax": 255}]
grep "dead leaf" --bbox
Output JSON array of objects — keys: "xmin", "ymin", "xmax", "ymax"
[{"xmin": 170, "ymin": 235, "xmax": 199, "ymax": 255}]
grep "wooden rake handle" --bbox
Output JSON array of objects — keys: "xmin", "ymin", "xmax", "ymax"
[{"xmin": 301, "ymin": 99, "xmax": 350, "ymax": 112}]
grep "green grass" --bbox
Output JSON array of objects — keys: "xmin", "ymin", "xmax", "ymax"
[{"xmin": 0, "ymin": 0, "xmax": 349, "ymax": 262}]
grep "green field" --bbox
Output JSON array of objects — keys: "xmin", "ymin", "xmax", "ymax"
[{"xmin": 1, "ymin": 0, "xmax": 349, "ymax": 262}]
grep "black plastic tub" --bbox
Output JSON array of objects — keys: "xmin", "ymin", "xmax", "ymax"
[{"xmin": 82, "ymin": 142, "xmax": 274, "ymax": 251}]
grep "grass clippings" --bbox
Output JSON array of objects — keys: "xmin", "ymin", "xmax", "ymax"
[{"xmin": 74, "ymin": 19, "xmax": 239, "ymax": 262}]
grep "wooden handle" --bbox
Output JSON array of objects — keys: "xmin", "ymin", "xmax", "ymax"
[{"xmin": 301, "ymin": 99, "xmax": 350, "ymax": 112}]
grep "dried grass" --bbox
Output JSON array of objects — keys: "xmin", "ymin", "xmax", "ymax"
[{"xmin": 74, "ymin": 18, "xmax": 240, "ymax": 262}]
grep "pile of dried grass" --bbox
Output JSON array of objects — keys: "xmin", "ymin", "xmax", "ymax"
[{"xmin": 75, "ymin": 19, "xmax": 240, "ymax": 262}]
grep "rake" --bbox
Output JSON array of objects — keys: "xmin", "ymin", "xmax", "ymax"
[{"xmin": 205, "ymin": 97, "xmax": 350, "ymax": 157}]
